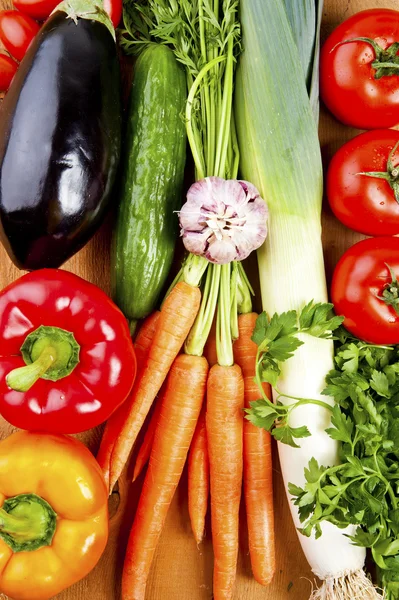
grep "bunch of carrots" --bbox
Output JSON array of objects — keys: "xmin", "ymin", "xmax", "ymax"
[
  {"xmin": 96, "ymin": 1, "xmax": 275, "ymax": 599},
  {"xmin": 98, "ymin": 293, "xmax": 275, "ymax": 600}
]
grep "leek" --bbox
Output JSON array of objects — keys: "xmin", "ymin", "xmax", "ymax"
[
  {"xmin": 235, "ymin": 1, "xmax": 382, "ymax": 598},
  {"xmin": 283, "ymin": 0, "xmax": 316, "ymax": 88},
  {"xmin": 283, "ymin": 0, "xmax": 323, "ymax": 120}
]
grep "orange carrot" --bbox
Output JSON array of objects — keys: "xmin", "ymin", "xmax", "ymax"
[
  {"xmin": 134, "ymin": 311, "xmax": 161, "ymax": 367},
  {"xmin": 97, "ymin": 311, "xmax": 161, "ymax": 489},
  {"xmin": 122, "ymin": 354, "xmax": 209, "ymax": 600},
  {"xmin": 234, "ymin": 312, "xmax": 275, "ymax": 586},
  {"xmin": 109, "ymin": 282, "xmax": 201, "ymax": 490},
  {"xmin": 188, "ymin": 409, "xmax": 209, "ymax": 544},
  {"xmin": 206, "ymin": 363, "xmax": 244, "ymax": 600},
  {"xmin": 96, "ymin": 409, "xmax": 124, "ymax": 490},
  {"xmin": 132, "ymin": 390, "xmax": 164, "ymax": 482},
  {"xmin": 186, "ymin": 319, "xmax": 217, "ymax": 543}
]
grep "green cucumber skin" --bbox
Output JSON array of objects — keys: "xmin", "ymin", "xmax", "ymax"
[{"xmin": 112, "ymin": 44, "xmax": 186, "ymax": 322}]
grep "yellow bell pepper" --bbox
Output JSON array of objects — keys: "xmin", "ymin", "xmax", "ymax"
[{"xmin": 0, "ymin": 431, "xmax": 108, "ymax": 600}]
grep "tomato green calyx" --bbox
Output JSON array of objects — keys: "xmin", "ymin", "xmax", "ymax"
[
  {"xmin": 6, "ymin": 326, "xmax": 80, "ymax": 392},
  {"xmin": 56, "ymin": 0, "xmax": 115, "ymax": 41},
  {"xmin": 0, "ymin": 493, "xmax": 57, "ymax": 553},
  {"xmin": 358, "ymin": 141, "xmax": 399, "ymax": 205},
  {"xmin": 378, "ymin": 264, "xmax": 399, "ymax": 316},
  {"xmin": 333, "ymin": 37, "xmax": 399, "ymax": 79}
]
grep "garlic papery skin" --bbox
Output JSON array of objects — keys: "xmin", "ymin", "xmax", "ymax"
[{"xmin": 179, "ymin": 176, "xmax": 268, "ymax": 264}]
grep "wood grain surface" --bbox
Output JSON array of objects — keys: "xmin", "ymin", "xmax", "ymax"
[{"xmin": 0, "ymin": 0, "xmax": 392, "ymax": 598}]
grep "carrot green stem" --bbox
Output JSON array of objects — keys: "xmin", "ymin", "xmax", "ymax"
[
  {"xmin": 237, "ymin": 262, "xmax": 254, "ymax": 314},
  {"xmin": 186, "ymin": 55, "xmax": 227, "ymax": 180},
  {"xmin": 182, "ymin": 254, "xmax": 209, "ymax": 288},
  {"xmin": 216, "ymin": 263, "xmax": 233, "ymax": 366},
  {"xmin": 185, "ymin": 264, "xmax": 221, "ymax": 356},
  {"xmin": 230, "ymin": 263, "xmax": 239, "ymax": 341},
  {"xmin": 215, "ymin": 35, "xmax": 234, "ymax": 178},
  {"xmin": 230, "ymin": 114, "xmax": 240, "ymax": 180}
]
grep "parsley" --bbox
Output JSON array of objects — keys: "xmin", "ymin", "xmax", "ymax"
[
  {"xmin": 245, "ymin": 302, "xmax": 343, "ymax": 446},
  {"xmin": 289, "ymin": 333, "xmax": 399, "ymax": 598}
]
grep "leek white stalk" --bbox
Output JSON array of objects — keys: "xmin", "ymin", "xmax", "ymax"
[{"xmin": 235, "ymin": 1, "xmax": 382, "ymax": 598}]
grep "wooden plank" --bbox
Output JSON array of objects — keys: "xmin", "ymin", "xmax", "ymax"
[{"xmin": 0, "ymin": 0, "xmax": 394, "ymax": 597}]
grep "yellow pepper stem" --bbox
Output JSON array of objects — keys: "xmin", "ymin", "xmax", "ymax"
[{"xmin": 0, "ymin": 494, "xmax": 57, "ymax": 552}]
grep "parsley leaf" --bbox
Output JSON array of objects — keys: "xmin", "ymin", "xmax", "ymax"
[
  {"xmin": 299, "ymin": 301, "xmax": 344, "ymax": 339},
  {"xmin": 340, "ymin": 343, "xmax": 360, "ymax": 373},
  {"xmin": 304, "ymin": 457, "xmax": 326, "ymax": 484},
  {"xmin": 245, "ymin": 400, "xmax": 279, "ymax": 431},
  {"xmin": 252, "ymin": 311, "xmax": 297, "ymax": 347},
  {"xmin": 268, "ymin": 335, "xmax": 303, "ymax": 362},
  {"xmin": 272, "ymin": 424, "xmax": 311, "ymax": 448},
  {"xmin": 325, "ymin": 405, "xmax": 354, "ymax": 445},
  {"xmin": 371, "ymin": 370, "xmax": 390, "ymax": 398},
  {"xmin": 251, "ymin": 312, "xmax": 269, "ymax": 347},
  {"xmin": 287, "ymin": 335, "xmax": 399, "ymax": 597}
]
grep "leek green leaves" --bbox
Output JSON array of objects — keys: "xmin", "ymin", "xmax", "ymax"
[{"xmin": 283, "ymin": 0, "xmax": 323, "ymax": 119}]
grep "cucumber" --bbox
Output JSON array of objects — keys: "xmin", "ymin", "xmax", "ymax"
[{"xmin": 112, "ymin": 44, "xmax": 186, "ymax": 329}]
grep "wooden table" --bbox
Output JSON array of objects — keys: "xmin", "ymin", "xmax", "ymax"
[{"xmin": 0, "ymin": 0, "xmax": 391, "ymax": 597}]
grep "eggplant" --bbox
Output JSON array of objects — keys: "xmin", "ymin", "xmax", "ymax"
[{"xmin": 0, "ymin": 7, "xmax": 121, "ymax": 270}]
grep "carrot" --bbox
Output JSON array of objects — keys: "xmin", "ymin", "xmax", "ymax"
[
  {"xmin": 110, "ymin": 282, "xmax": 201, "ymax": 490},
  {"xmin": 96, "ymin": 411, "xmax": 123, "ymax": 490},
  {"xmin": 134, "ymin": 311, "xmax": 161, "ymax": 366},
  {"xmin": 234, "ymin": 312, "xmax": 275, "ymax": 586},
  {"xmin": 122, "ymin": 354, "xmax": 209, "ymax": 600},
  {"xmin": 186, "ymin": 319, "xmax": 217, "ymax": 543},
  {"xmin": 132, "ymin": 390, "xmax": 164, "ymax": 482},
  {"xmin": 97, "ymin": 311, "xmax": 161, "ymax": 489},
  {"xmin": 188, "ymin": 409, "xmax": 209, "ymax": 544},
  {"xmin": 206, "ymin": 363, "xmax": 244, "ymax": 600}
]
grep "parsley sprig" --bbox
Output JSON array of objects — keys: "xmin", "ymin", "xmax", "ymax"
[
  {"xmin": 289, "ymin": 332, "xmax": 399, "ymax": 599},
  {"xmin": 246, "ymin": 302, "xmax": 343, "ymax": 447}
]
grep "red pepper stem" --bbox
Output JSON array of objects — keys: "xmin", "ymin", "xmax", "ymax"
[
  {"xmin": 6, "ymin": 325, "xmax": 80, "ymax": 391},
  {"xmin": 6, "ymin": 346, "xmax": 56, "ymax": 392},
  {"xmin": 0, "ymin": 494, "xmax": 57, "ymax": 553}
]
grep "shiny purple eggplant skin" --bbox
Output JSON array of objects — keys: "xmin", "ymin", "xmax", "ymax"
[{"xmin": 0, "ymin": 11, "xmax": 121, "ymax": 270}]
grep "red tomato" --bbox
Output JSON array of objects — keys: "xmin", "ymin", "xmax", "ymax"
[
  {"xmin": 0, "ymin": 54, "xmax": 17, "ymax": 91},
  {"xmin": 0, "ymin": 11, "xmax": 39, "ymax": 62},
  {"xmin": 12, "ymin": 0, "xmax": 121, "ymax": 28},
  {"xmin": 103, "ymin": 0, "xmax": 122, "ymax": 28},
  {"xmin": 331, "ymin": 237, "xmax": 399, "ymax": 344},
  {"xmin": 327, "ymin": 130, "xmax": 399, "ymax": 236},
  {"xmin": 320, "ymin": 9, "xmax": 399, "ymax": 129},
  {"xmin": 12, "ymin": 0, "xmax": 58, "ymax": 21}
]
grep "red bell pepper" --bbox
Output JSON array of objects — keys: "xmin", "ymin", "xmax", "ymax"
[{"xmin": 0, "ymin": 269, "xmax": 136, "ymax": 433}]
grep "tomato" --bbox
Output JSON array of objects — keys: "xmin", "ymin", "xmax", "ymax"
[
  {"xmin": 0, "ymin": 54, "xmax": 17, "ymax": 91},
  {"xmin": 331, "ymin": 237, "xmax": 399, "ymax": 344},
  {"xmin": 320, "ymin": 9, "xmax": 399, "ymax": 129},
  {"xmin": 12, "ymin": 0, "xmax": 121, "ymax": 28},
  {"xmin": 12, "ymin": 0, "xmax": 58, "ymax": 21},
  {"xmin": 0, "ymin": 11, "xmax": 39, "ymax": 62},
  {"xmin": 327, "ymin": 130, "xmax": 399, "ymax": 236},
  {"xmin": 103, "ymin": 0, "xmax": 122, "ymax": 28}
]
